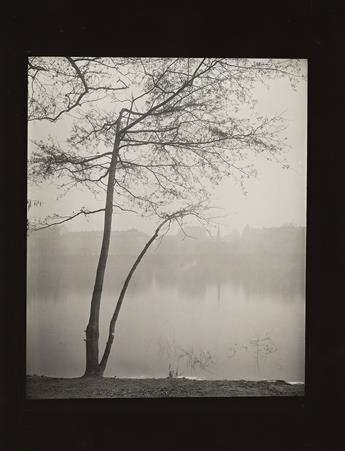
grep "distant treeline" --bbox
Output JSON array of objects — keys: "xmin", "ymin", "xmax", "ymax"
[
  {"xmin": 28, "ymin": 225, "xmax": 305, "ymax": 300},
  {"xmin": 28, "ymin": 224, "xmax": 306, "ymax": 258}
]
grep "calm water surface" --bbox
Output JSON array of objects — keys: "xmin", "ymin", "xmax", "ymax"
[{"xmin": 27, "ymin": 254, "xmax": 305, "ymax": 381}]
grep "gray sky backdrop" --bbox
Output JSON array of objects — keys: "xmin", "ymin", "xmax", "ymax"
[{"xmin": 28, "ymin": 60, "xmax": 307, "ymax": 236}]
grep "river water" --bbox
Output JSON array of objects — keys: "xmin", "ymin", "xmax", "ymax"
[{"xmin": 27, "ymin": 252, "xmax": 305, "ymax": 382}]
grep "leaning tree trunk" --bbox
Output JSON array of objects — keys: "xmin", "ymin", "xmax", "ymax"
[
  {"xmin": 98, "ymin": 218, "xmax": 171, "ymax": 376},
  {"xmin": 83, "ymin": 124, "xmax": 121, "ymax": 377}
]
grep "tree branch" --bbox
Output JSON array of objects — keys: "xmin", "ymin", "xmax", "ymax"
[{"xmin": 31, "ymin": 208, "xmax": 105, "ymax": 231}]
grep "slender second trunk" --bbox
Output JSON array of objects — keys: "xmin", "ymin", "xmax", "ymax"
[
  {"xmin": 98, "ymin": 219, "xmax": 170, "ymax": 375},
  {"xmin": 84, "ymin": 124, "xmax": 121, "ymax": 377}
]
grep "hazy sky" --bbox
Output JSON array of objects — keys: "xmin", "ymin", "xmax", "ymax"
[{"xmin": 28, "ymin": 59, "xmax": 307, "ymax": 236}]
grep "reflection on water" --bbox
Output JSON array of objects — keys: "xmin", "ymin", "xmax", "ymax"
[{"xmin": 27, "ymin": 252, "xmax": 305, "ymax": 381}]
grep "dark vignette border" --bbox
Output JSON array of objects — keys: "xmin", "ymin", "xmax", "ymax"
[{"xmin": 2, "ymin": 4, "xmax": 344, "ymax": 451}]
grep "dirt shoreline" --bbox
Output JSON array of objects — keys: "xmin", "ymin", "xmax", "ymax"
[{"xmin": 26, "ymin": 376, "xmax": 304, "ymax": 398}]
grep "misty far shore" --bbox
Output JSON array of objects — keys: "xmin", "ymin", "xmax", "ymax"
[
  {"xmin": 28, "ymin": 224, "xmax": 306, "ymax": 257},
  {"xmin": 28, "ymin": 225, "xmax": 305, "ymax": 301}
]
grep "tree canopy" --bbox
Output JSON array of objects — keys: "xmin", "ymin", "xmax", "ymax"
[{"xmin": 28, "ymin": 57, "xmax": 304, "ymax": 230}]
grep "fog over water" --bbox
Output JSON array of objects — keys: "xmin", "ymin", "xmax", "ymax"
[{"xmin": 27, "ymin": 226, "xmax": 305, "ymax": 381}]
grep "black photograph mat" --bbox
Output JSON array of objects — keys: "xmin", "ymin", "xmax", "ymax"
[{"xmin": 2, "ymin": 4, "xmax": 344, "ymax": 451}]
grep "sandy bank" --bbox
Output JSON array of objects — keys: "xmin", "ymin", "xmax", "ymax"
[{"xmin": 26, "ymin": 375, "xmax": 304, "ymax": 399}]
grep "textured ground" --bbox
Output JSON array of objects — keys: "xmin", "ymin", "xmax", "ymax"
[{"xmin": 26, "ymin": 376, "xmax": 304, "ymax": 399}]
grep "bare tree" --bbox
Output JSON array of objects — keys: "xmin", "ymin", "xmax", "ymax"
[{"xmin": 28, "ymin": 57, "xmax": 304, "ymax": 376}]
